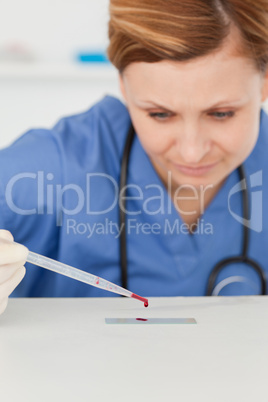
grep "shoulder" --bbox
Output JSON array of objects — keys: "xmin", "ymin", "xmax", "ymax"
[
  {"xmin": 0, "ymin": 95, "xmax": 131, "ymax": 174},
  {"xmin": 48, "ymin": 95, "xmax": 132, "ymax": 177},
  {"xmin": 51, "ymin": 95, "xmax": 131, "ymax": 157},
  {"xmin": 0, "ymin": 126, "xmax": 62, "ymax": 183}
]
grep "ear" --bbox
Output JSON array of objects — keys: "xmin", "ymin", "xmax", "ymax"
[
  {"xmin": 119, "ymin": 72, "xmax": 127, "ymax": 102},
  {"xmin": 261, "ymin": 70, "xmax": 268, "ymax": 103}
]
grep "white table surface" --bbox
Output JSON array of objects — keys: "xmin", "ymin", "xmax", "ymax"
[{"xmin": 1, "ymin": 296, "xmax": 268, "ymax": 402}]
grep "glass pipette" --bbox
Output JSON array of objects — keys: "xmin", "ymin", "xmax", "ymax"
[{"xmin": 3, "ymin": 238, "xmax": 149, "ymax": 307}]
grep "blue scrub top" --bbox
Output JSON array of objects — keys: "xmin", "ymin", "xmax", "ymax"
[{"xmin": 0, "ymin": 95, "xmax": 268, "ymax": 297}]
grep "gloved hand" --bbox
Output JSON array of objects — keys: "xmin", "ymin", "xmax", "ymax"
[{"xmin": 0, "ymin": 230, "xmax": 28, "ymax": 315}]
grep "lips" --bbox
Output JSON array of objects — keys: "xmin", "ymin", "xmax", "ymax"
[{"xmin": 173, "ymin": 161, "xmax": 218, "ymax": 177}]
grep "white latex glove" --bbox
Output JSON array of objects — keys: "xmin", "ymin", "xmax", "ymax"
[{"xmin": 0, "ymin": 230, "xmax": 28, "ymax": 315}]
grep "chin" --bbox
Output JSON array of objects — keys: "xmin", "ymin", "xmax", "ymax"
[{"xmin": 170, "ymin": 172, "xmax": 222, "ymax": 191}]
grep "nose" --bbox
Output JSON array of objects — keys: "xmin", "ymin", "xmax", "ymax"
[{"xmin": 176, "ymin": 121, "xmax": 211, "ymax": 164}]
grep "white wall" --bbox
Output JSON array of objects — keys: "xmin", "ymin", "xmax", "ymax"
[
  {"xmin": 0, "ymin": 0, "xmax": 110, "ymax": 62},
  {"xmin": 0, "ymin": 0, "xmax": 122, "ymax": 148}
]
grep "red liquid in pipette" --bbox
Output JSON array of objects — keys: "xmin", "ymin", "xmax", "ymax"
[{"xmin": 131, "ymin": 293, "xmax": 149, "ymax": 307}]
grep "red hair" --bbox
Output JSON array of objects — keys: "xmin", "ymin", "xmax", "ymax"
[{"xmin": 107, "ymin": 0, "xmax": 268, "ymax": 73}]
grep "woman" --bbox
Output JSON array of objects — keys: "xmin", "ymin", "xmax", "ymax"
[{"xmin": 0, "ymin": 0, "xmax": 268, "ymax": 315}]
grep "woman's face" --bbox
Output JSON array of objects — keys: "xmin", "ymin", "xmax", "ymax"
[{"xmin": 119, "ymin": 30, "xmax": 268, "ymax": 192}]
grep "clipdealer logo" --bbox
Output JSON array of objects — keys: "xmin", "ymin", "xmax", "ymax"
[
  {"xmin": 4, "ymin": 171, "xmax": 214, "ymax": 229},
  {"xmin": 228, "ymin": 170, "xmax": 263, "ymax": 233}
]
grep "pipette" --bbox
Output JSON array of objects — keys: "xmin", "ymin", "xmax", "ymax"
[{"xmin": 2, "ymin": 238, "xmax": 149, "ymax": 307}]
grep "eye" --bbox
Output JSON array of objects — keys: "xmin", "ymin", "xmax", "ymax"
[
  {"xmin": 148, "ymin": 112, "xmax": 171, "ymax": 121},
  {"xmin": 210, "ymin": 111, "xmax": 235, "ymax": 120}
]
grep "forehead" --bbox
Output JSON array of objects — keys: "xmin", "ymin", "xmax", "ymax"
[{"xmin": 122, "ymin": 28, "xmax": 259, "ymax": 106}]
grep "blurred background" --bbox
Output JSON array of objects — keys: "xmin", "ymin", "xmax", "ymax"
[
  {"xmin": 0, "ymin": 0, "xmax": 267, "ymax": 149},
  {"xmin": 0, "ymin": 0, "xmax": 120, "ymax": 148}
]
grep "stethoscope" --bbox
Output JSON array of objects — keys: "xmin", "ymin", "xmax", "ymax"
[{"xmin": 119, "ymin": 123, "xmax": 266, "ymax": 295}]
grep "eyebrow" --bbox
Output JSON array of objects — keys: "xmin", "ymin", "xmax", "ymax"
[{"xmin": 136, "ymin": 99, "xmax": 246, "ymax": 112}]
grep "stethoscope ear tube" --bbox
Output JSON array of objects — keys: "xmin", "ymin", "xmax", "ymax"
[
  {"xmin": 207, "ymin": 165, "xmax": 266, "ymax": 296},
  {"xmin": 119, "ymin": 123, "xmax": 136, "ymax": 289}
]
